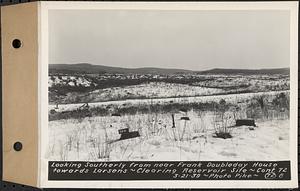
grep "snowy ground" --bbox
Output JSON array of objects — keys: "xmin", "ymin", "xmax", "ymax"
[
  {"xmin": 47, "ymin": 72, "xmax": 290, "ymax": 161},
  {"xmin": 85, "ymin": 82, "xmax": 225, "ymax": 102},
  {"xmin": 47, "ymin": 110, "xmax": 289, "ymax": 161},
  {"xmin": 48, "ymin": 74, "xmax": 290, "ymax": 105},
  {"xmin": 49, "ymin": 90, "xmax": 288, "ymax": 113}
]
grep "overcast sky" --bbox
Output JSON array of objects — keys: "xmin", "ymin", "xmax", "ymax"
[{"xmin": 49, "ymin": 10, "xmax": 290, "ymax": 70}]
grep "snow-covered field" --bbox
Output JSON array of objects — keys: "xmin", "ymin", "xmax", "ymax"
[
  {"xmin": 85, "ymin": 82, "xmax": 225, "ymax": 102},
  {"xmin": 47, "ymin": 106, "xmax": 289, "ymax": 161},
  {"xmin": 47, "ymin": 79, "xmax": 290, "ymax": 161},
  {"xmin": 49, "ymin": 90, "xmax": 288, "ymax": 113},
  {"xmin": 48, "ymin": 74, "xmax": 289, "ymax": 104},
  {"xmin": 193, "ymin": 74, "xmax": 289, "ymax": 91}
]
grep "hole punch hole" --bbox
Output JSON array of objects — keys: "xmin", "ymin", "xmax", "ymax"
[
  {"xmin": 12, "ymin": 39, "xmax": 22, "ymax": 48},
  {"xmin": 13, "ymin": 142, "xmax": 22, "ymax": 151}
]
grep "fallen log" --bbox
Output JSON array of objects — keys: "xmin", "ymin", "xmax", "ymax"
[{"xmin": 236, "ymin": 119, "xmax": 256, "ymax": 127}]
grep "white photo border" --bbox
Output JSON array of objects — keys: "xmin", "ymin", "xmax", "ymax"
[{"xmin": 39, "ymin": 1, "xmax": 298, "ymax": 188}]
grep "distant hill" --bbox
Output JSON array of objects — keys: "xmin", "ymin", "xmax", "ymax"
[
  {"xmin": 49, "ymin": 63, "xmax": 289, "ymax": 75},
  {"xmin": 49, "ymin": 63, "xmax": 192, "ymax": 75},
  {"xmin": 198, "ymin": 68, "xmax": 290, "ymax": 75}
]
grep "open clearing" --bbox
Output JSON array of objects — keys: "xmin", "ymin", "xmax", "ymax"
[{"xmin": 47, "ymin": 91, "xmax": 289, "ymax": 161}]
